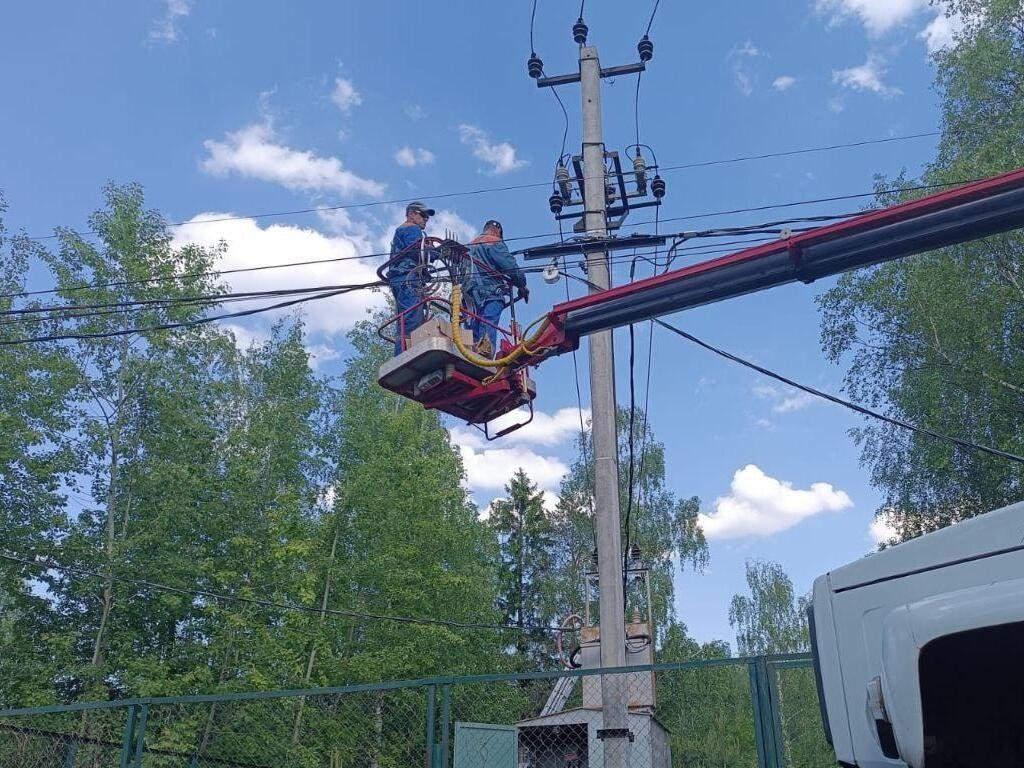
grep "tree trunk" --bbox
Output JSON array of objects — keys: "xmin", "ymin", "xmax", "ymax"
[
  {"xmin": 369, "ymin": 693, "xmax": 384, "ymax": 768},
  {"xmin": 198, "ymin": 639, "xmax": 237, "ymax": 757},
  {"xmin": 292, "ymin": 523, "xmax": 341, "ymax": 744},
  {"xmin": 89, "ymin": 334, "xmax": 131, "ymax": 677}
]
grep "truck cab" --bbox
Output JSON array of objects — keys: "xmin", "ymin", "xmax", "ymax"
[{"xmin": 811, "ymin": 500, "xmax": 1024, "ymax": 768}]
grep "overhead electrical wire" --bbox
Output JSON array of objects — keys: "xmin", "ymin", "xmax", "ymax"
[
  {"xmin": 0, "ymin": 283, "xmax": 380, "ymax": 346},
  {"xmin": 653, "ymin": 320, "xmax": 1024, "ymax": 466},
  {"xmin": 555, "ymin": 268, "xmax": 1024, "ymax": 468},
  {"xmin": 530, "ymin": 0, "xmax": 539, "ymax": 54},
  {"xmin": 4, "ymin": 170, "xmax": 990, "ymax": 312},
  {"xmin": 13, "ymin": 171, "xmax": 982, "ymax": 303},
  {"xmin": 549, "ymin": 83, "xmax": 571, "ymax": 162},
  {"xmin": 20, "ymin": 131, "xmax": 942, "ymax": 244},
  {"xmin": 0, "ymin": 551, "xmax": 566, "ymax": 635},
  {"xmin": 0, "ymin": 282, "xmax": 368, "ymax": 319},
  {"xmin": 0, "ymin": 239, "xmax": 784, "ymax": 333},
  {"xmin": 645, "ymin": 0, "xmax": 661, "ymax": 36},
  {"xmin": 3, "ymin": 210, "xmax": 857, "ymax": 303}
]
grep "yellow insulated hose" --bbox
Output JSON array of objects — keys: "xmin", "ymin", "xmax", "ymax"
[{"xmin": 450, "ymin": 285, "xmax": 552, "ymax": 369}]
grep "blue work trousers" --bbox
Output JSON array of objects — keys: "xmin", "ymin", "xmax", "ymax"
[
  {"xmin": 389, "ymin": 271, "xmax": 425, "ymax": 354},
  {"xmin": 471, "ymin": 298, "xmax": 505, "ymax": 355}
]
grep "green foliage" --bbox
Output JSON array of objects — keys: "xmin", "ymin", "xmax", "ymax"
[
  {"xmin": 553, "ymin": 407, "xmax": 707, "ymax": 638},
  {"xmin": 0, "ymin": 194, "xmax": 78, "ymax": 705},
  {"xmin": 729, "ymin": 561, "xmax": 809, "ymax": 656},
  {"xmin": 818, "ymin": 1, "xmax": 1024, "ymax": 541},
  {"xmin": 489, "ymin": 469, "xmax": 560, "ymax": 670}
]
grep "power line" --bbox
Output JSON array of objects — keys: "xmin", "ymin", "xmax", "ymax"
[
  {"xmin": 10, "ymin": 170, "xmax": 980, "ymax": 306},
  {"xmin": 654, "ymin": 319, "xmax": 1024, "ymax": 466},
  {"xmin": 0, "ymin": 282, "xmax": 382, "ymax": 321},
  {"xmin": 4, "ymin": 210, "xmax": 852, "ymax": 303},
  {"xmin": 0, "ymin": 239, "xmax": 779, "ymax": 331},
  {"xmin": 556, "ymin": 267, "xmax": 1024, "ymax": 467},
  {"xmin": 530, "ymin": 0, "xmax": 539, "ymax": 53},
  {"xmin": 549, "ymin": 83, "xmax": 571, "ymax": 162},
  {"xmin": 20, "ymin": 131, "xmax": 941, "ymax": 243},
  {"xmin": 0, "ymin": 551, "xmax": 564, "ymax": 634},
  {"xmin": 0, "ymin": 284, "xmax": 380, "ymax": 346},
  {"xmin": 644, "ymin": 0, "xmax": 661, "ymax": 36}
]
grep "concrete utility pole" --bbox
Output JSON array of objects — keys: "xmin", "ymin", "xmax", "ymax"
[
  {"xmin": 536, "ymin": 41, "xmax": 647, "ymax": 766},
  {"xmin": 578, "ymin": 45, "xmax": 630, "ymax": 763}
]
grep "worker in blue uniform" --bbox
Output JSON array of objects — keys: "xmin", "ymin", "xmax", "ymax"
[
  {"xmin": 465, "ymin": 219, "xmax": 529, "ymax": 358},
  {"xmin": 388, "ymin": 201, "xmax": 435, "ymax": 354}
]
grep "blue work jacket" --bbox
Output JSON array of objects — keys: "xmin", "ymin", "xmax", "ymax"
[
  {"xmin": 465, "ymin": 233, "xmax": 526, "ymax": 305},
  {"xmin": 388, "ymin": 223, "xmax": 427, "ymax": 276}
]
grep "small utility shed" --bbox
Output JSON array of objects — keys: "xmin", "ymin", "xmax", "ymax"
[{"xmin": 453, "ymin": 708, "xmax": 671, "ymax": 768}]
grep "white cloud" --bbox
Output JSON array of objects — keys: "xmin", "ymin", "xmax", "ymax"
[
  {"xmin": 404, "ymin": 104, "xmax": 426, "ymax": 121},
  {"xmin": 448, "ymin": 406, "xmax": 587, "ymax": 503},
  {"xmin": 150, "ymin": 0, "xmax": 190, "ymax": 43},
  {"xmin": 734, "ymin": 41, "xmax": 759, "ymax": 57},
  {"xmin": 816, "ymin": 0, "xmax": 929, "ymax": 36},
  {"xmin": 773, "ymin": 75, "xmax": 797, "ymax": 92},
  {"xmin": 201, "ymin": 122, "xmax": 385, "ymax": 198},
  {"xmin": 752, "ymin": 383, "xmax": 817, "ymax": 414},
  {"xmin": 828, "ymin": 96, "xmax": 847, "ymax": 113},
  {"xmin": 330, "ymin": 77, "xmax": 362, "ymax": 114},
  {"xmin": 307, "ymin": 343, "xmax": 342, "ymax": 368},
  {"xmin": 457, "ymin": 444, "xmax": 568, "ymax": 494},
  {"xmin": 869, "ymin": 514, "xmax": 899, "ymax": 546},
  {"xmin": 453, "ymin": 407, "xmax": 590, "ymax": 451},
  {"xmin": 457, "ymin": 124, "xmax": 526, "ymax": 175},
  {"xmin": 728, "ymin": 41, "xmax": 760, "ymax": 96},
  {"xmin": 223, "ymin": 323, "xmax": 268, "ymax": 350},
  {"xmin": 479, "ymin": 489, "xmax": 561, "ymax": 522},
  {"xmin": 172, "ymin": 214, "xmax": 385, "ymax": 338},
  {"xmin": 394, "ymin": 146, "xmax": 436, "ymax": 168},
  {"xmin": 919, "ymin": 9, "xmax": 965, "ymax": 54},
  {"xmin": 425, "ymin": 210, "xmax": 476, "ymax": 244},
  {"xmin": 833, "ymin": 55, "xmax": 902, "ymax": 97},
  {"xmin": 698, "ymin": 464, "xmax": 853, "ymax": 540}
]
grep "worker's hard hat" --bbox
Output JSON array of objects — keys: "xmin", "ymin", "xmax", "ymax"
[{"xmin": 484, "ymin": 219, "xmax": 503, "ymax": 233}]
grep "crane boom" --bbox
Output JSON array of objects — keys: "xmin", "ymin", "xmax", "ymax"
[{"xmin": 524, "ymin": 166, "xmax": 1024, "ymax": 360}]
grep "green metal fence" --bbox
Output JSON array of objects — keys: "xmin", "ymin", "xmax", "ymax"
[{"xmin": 0, "ymin": 655, "xmax": 833, "ymax": 768}]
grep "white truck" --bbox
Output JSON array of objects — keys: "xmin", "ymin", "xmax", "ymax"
[{"xmin": 810, "ymin": 500, "xmax": 1024, "ymax": 768}]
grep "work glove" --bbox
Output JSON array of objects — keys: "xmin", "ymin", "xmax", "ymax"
[{"xmin": 517, "ymin": 286, "xmax": 530, "ymax": 303}]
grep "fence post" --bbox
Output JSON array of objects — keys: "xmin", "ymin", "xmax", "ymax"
[
  {"xmin": 62, "ymin": 741, "xmax": 79, "ymax": 768},
  {"xmin": 119, "ymin": 705, "xmax": 138, "ymax": 768},
  {"xmin": 132, "ymin": 704, "xmax": 149, "ymax": 768},
  {"xmin": 117, "ymin": 702, "xmax": 149, "ymax": 768},
  {"xmin": 749, "ymin": 659, "xmax": 782, "ymax": 768},
  {"xmin": 425, "ymin": 685, "xmax": 437, "ymax": 768},
  {"xmin": 765, "ymin": 662, "xmax": 787, "ymax": 768},
  {"xmin": 440, "ymin": 684, "xmax": 452, "ymax": 768}
]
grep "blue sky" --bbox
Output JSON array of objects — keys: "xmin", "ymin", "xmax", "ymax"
[{"xmin": 0, "ymin": 1, "xmax": 963, "ymax": 645}]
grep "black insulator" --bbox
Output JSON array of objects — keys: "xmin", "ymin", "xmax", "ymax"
[
  {"xmin": 573, "ymin": 18, "xmax": 589, "ymax": 45},
  {"xmin": 527, "ymin": 53, "xmax": 544, "ymax": 79},
  {"xmin": 549, "ymin": 192, "xmax": 564, "ymax": 214},
  {"xmin": 638, "ymin": 35, "xmax": 654, "ymax": 63},
  {"xmin": 652, "ymin": 174, "xmax": 666, "ymax": 199}
]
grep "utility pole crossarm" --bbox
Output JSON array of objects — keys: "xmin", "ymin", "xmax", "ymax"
[{"xmin": 536, "ymin": 62, "xmax": 646, "ymax": 88}]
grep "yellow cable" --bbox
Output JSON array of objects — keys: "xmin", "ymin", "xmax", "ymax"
[{"xmin": 450, "ymin": 285, "xmax": 552, "ymax": 369}]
